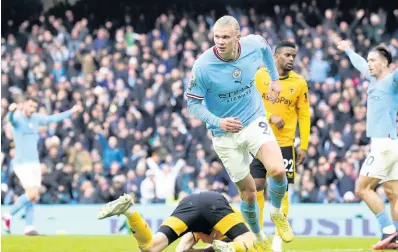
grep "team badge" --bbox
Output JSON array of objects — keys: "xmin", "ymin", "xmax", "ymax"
[
  {"xmin": 190, "ymin": 72, "xmax": 196, "ymax": 83},
  {"xmin": 188, "ymin": 72, "xmax": 196, "ymax": 90},
  {"xmin": 232, "ymin": 68, "xmax": 242, "ymax": 79}
]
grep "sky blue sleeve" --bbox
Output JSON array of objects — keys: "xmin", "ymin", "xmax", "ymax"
[
  {"xmin": 186, "ymin": 64, "xmax": 221, "ymax": 128},
  {"xmin": 8, "ymin": 110, "xmax": 24, "ymax": 127},
  {"xmin": 187, "ymin": 100, "xmax": 221, "ymax": 128},
  {"xmin": 185, "ymin": 64, "xmax": 206, "ymax": 99},
  {"xmin": 345, "ymin": 48, "xmax": 371, "ymax": 80},
  {"xmin": 253, "ymin": 35, "xmax": 279, "ymax": 81},
  {"xmin": 8, "ymin": 111, "xmax": 18, "ymax": 127},
  {"xmin": 393, "ymin": 68, "xmax": 398, "ymax": 84},
  {"xmin": 36, "ymin": 110, "xmax": 74, "ymax": 125}
]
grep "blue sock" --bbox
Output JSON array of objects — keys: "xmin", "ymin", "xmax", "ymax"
[
  {"xmin": 25, "ymin": 201, "xmax": 34, "ymax": 226},
  {"xmin": 9, "ymin": 194, "xmax": 29, "ymax": 216},
  {"xmin": 394, "ymin": 221, "xmax": 398, "ymax": 230},
  {"xmin": 267, "ymin": 177, "xmax": 287, "ymax": 208},
  {"xmin": 240, "ymin": 200, "xmax": 261, "ymax": 233},
  {"xmin": 376, "ymin": 210, "xmax": 393, "ymax": 231}
]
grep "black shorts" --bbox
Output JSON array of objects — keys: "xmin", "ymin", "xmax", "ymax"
[
  {"xmin": 158, "ymin": 191, "xmax": 249, "ymax": 245},
  {"xmin": 250, "ymin": 146, "xmax": 296, "ymax": 184}
]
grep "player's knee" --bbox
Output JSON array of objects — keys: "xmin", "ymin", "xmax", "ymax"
[
  {"xmin": 256, "ymin": 184, "xmax": 265, "ymax": 192},
  {"xmin": 385, "ymin": 188, "xmax": 398, "ymax": 203},
  {"xmin": 25, "ymin": 189, "xmax": 36, "ymax": 201},
  {"xmin": 25, "ymin": 187, "xmax": 40, "ymax": 202},
  {"xmin": 143, "ymin": 232, "xmax": 168, "ymax": 252},
  {"xmin": 267, "ymin": 165, "xmax": 286, "ymax": 180},
  {"xmin": 254, "ymin": 179, "xmax": 266, "ymax": 192},
  {"xmin": 354, "ymin": 185, "xmax": 366, "ymax": 199},
  {"xmin": 241, "ymin": 190, "xmax": 257, "ymax": 204}
]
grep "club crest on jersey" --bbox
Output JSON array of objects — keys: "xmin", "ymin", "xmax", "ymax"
[
  {"xmin": 188, "ymin": 72, "xmax": 196, "ymax": 90},
  {"xmin": 289, "ymin": 88, "xmax": 295, "ymax": 93},
  {"xmin": 232, "ymin": 68, "xmax": 242, "ymax": 79},
  {"xmin": 190, "ymin": 72, "xmax": 196, "ymax": 83}
]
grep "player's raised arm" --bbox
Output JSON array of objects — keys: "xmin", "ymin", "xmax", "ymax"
[
  {"xmin": 7, "ymin": 103, "xmax": 20, "ymax": 127},
  {"xmin": 296, "ymin": 81, "xmax": 311, "ymax": 164},
  {"xmin": 36, "ymin": 104, "xmax": 83, "ymax": 125},
  {"xmin": 337, "ymin": 40, "xmax": 371, "ymax": 80},
  {"xmin": 253, "ymin": 35, "xmax": 279, "ymax": 81},
  {"xmin": 252, "ymin": 35, "xmax": 281, "ymax": 102}
]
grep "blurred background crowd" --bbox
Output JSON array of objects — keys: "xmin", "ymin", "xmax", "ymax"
[{"xmin": 1, "ymin": 0, "xmax": 398, "ymax": 206}]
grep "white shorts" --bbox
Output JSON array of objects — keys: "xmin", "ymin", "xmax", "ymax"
[
  {"xmin": 212, "ymin": 116, "xmax": 276, "ymax": 182},
  {"xmin": 360, "ymin": 138, "xmax": 398, "ymax": 183},
  {"xmin": 13, "ymin": 163, "xmax": 42, "ymax": 189}
]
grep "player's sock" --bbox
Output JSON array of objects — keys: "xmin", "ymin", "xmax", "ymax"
[
  {"xmin": 8, "ymin": 194, "xmax": 30, "ymax": 217},
  {"xmin": 376, "ymin": 210, "xmax": 395, "ymax": 234},
  {"xmin": 231, "ymin": 241, "xmax": 256, "ymax": 252},
  {"xmin": 124, "ymin": 210, "xmax": 152, "ymax": 249},
  {"xmin": 240, "ymin": 201, "xmax": 265, "ymax": 240},
  {"xmin": 256, "ymin": 190, "xmax": 265, "ymax": 229},
  {"xmin": 281, "ymin": 191, "xmax": 289, "ymax": 216},
  {"xmin": 274, "ymin": 191, "xmax": 289, "ymax": 237},
  {"xmin": 25, "ymin": 201, "xmax": 34, "ymax": 227},
  {"xmin": 267, "ymin": 177, "xmax": 287, "ymax": 211}
]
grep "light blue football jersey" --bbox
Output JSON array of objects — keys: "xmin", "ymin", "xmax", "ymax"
[
  {"xmin": 186, "ymin": 35, "xmax": 279, "ymax": 136},
  {"xmin": 9, "ymin": 109, "xmax": 73, "ymax": 164},
  {"xmin": 366, "ymin": 72, "xmax": 398, "ymax": 139},
  {"xmin": 346, "ymin": 49, "xmax": 398, "ymax": 139}
]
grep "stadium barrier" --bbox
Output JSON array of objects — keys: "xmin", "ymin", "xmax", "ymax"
[{"xmin": 1, "ymin": 203, "xmax": 383, "ymax": 236}]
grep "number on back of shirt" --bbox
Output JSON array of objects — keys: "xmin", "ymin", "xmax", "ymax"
[{"xmin": 283, "ymin": 159, "xmax": 294, "ymax": 173}]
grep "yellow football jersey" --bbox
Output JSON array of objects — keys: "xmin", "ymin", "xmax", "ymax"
[{"xmin": 255, "ymin": 68, "xmax": 311, "ymax": 150}]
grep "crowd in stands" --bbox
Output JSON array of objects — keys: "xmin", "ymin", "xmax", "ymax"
[{"xmin": 1, "ymin": 0, "xmax": 398, "ymax": 205}]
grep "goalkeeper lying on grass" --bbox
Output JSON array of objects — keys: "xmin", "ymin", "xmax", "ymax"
[{"xmin": 98, "ymin": 192, "xmax": 272, "ymax": 252}]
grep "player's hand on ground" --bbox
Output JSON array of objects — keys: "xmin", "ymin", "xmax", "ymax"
[
  {"xmin": 297, "ymin": 149, "xmax": 307, "ymax": 165},
  {"xmin": 270, "ymin": 115, "xmax": 285, "ymax": 129},
  {"xmin": 268, "ymin": 80, "xmax": 281, "ymax": 103},
  {"xmin": 220, "ymin": 117, "xmax": 243, "ymax": 133},
  {"xmin": 8, "ymin": 103, "xmax": 17, "ymax": 112},
  {"xmin": 337, "ymin": 40, "xmax": 351, "ymax": 51},
  {"xmin": 72, "ymin": 104, "xmax": 84, "ymax": 113}
]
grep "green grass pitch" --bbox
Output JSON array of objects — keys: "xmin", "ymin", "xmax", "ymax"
[{"xmin": 1, "ymin": 236, "xmax": 379, "ymax": 252}]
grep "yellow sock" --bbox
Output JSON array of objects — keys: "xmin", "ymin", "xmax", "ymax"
[
  {"xmin": 126, "ymin": 211, "xmax": 152, "ymax": 249},
  {"xmin": 231, "ymin": 241, "xmax": 257, "ymax": 252},
  {"xmin": 275, "ymin": 191, "xmax": 289, "ymax": 237},
  {"xmin": 256, "ymin": 190, "xmax": 265, "ymax": 228},
  {"xmin": 281, "ymin": 191, "xmax": 289, "ymax": 217}
]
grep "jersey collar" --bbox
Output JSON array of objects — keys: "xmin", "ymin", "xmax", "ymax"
[
  {"xmin": 279, "ymin": 71, "xmax": 291, "ymax": 80},
  {"xmin": 213, "ymin": 42, "xmax": 241, "ymax": 62}
]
